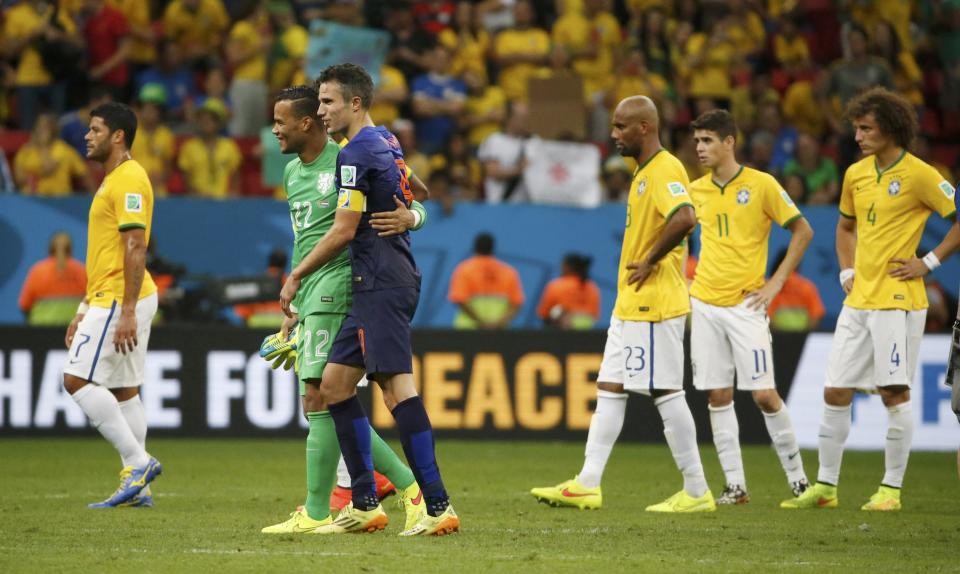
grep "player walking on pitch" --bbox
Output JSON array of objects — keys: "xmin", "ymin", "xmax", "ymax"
[
  {"xmin": 688, "ymin": 109, "xmax": 814, "ymax": 505},
  {"xmin": 281, "ymin": 63, "xmax": 459, "ymax": 535},
  {"xmin": 783, "ymin": 87, "xmax": 960, "ymax": 511},
  {"xmin": 259, "ymin": 86, "xmax": 429, "ymax": 534},
  {"xmin": 63, "ymin": 102, "xmax": 162, "ymax": 508},
  {"xmin": 531, "ymin": 96, "xmax": 715, "ymax": 513}
]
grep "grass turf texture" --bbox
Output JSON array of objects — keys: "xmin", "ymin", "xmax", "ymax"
[{"xmin": 1, "ymin": 439, "xmax": 957, "ymax": 573}]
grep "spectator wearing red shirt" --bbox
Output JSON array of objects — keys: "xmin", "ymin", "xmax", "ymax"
[
  {"xmin": 766, "ymin": 249, "xmax": 825, "ymax": 332},
  {"xmin": 448, "ymin": 232, "xmax": 525, "ymax": 329},
  {"xmin": 82, "ymin": 0, "xmax": 131, "ymax": 100},
  {"xmin": 19, "ymin": 231, "xmax": 87, "ymax": 325},
  {"xmin": 413, "ymin": 0, "xmax": 455, "ymax": 35},
  {"xmin": 537, "ymin": 253, "xmax": 600, "ymax": 329}
]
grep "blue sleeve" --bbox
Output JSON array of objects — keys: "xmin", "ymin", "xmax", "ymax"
[{"xmin": 337, "ymin": 143, "xmax": 372, "ymax": 195}]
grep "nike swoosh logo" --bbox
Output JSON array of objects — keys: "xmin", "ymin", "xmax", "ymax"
[
  {"xmin": 561, "ymin": 488, "xmax": 593, "ymax": 498},
  {"xmin": 752, "ymin": 374, "xmax": 766, "ymax": 380},
  {"xmin": 888, "ymin": 370, "xmax": 898, "ymax": 375},
  {"xmin": 69, "ymin": 359, "xmax": 80, "ymax": 364},
  {"xmin": 817, "ymin": 498, "xmax": 833, "ymax": 507},
  {"xmin": 411, "ymin": 491, "xmax": 423, "ymax": 505},
  {"xmin": 788, "ymin": 451, "xmax": 799, "ymax": 460}
]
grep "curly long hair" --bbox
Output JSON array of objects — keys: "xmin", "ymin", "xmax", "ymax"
[{"xmin": 844, "ymin": 87, "xmax": 917, "ymax": 149}]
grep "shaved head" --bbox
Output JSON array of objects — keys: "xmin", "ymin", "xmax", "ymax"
[{"xmin": 611, "ymin": 96, "xmax": 660, "ymax": 159}]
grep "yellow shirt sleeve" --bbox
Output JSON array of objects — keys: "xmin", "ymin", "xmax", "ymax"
[
  {"xmin": 839, "ymin": 170, "xmax": 855, "ymax": 218},
  {"xmin": 224, "ymin": 140, "xmax": 242, "ymax": 172},
  {"xmin": 761, "ymin": 174, "xmax": 802, "ymax": 227},
  {"xmin": 652, "ymin": 175, "xmax": 693, "ymax": 220},
  {"xmin": 917, "ymin": 166, "xmax": 957, "ymax": 218},
  {"xmin": 112, "ymin": 173, "xmax": 150, "ymax": 230}
]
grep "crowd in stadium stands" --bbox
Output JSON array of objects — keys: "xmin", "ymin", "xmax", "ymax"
[{"xmin": 1, "ymin": 0, "xmax": 958, "ymax": 202}]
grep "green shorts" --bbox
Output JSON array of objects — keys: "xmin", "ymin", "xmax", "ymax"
[{"xmin": 296, "ymin": 312, "xmax": 345, "ymax": 395}]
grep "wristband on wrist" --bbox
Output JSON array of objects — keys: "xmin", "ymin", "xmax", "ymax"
[
  {"xmin": 839, "ymin": 268, "xmax": 855, "ymax": 286},
  {"xmin": 77, "ymin": 302, "xmax": 89, "ymax": 315},
  {"xmin": 411, "ymin": 208, "xmax": 422, "ymax": 229},
  {"xmin": 922, "ymin": 252, "xmax": 941, "ymax": 271}
]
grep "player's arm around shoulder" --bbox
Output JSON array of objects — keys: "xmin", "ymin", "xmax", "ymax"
[{"xmin": 370, "ymin": 197, "xmax": 427, "ymax": 237}]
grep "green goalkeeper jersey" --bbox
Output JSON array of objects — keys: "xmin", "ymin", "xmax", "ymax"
[{"xmin": 285, "ymin": 140, "xmax": 352, "ymax": 317}]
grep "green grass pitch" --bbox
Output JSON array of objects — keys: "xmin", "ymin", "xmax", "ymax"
[{"xmin": 1, "ymin": 438, "xmax": 957, "ymax": 573}]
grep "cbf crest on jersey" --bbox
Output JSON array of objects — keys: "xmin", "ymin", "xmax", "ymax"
[
  {"xmin": 888, "ymin": 177, "xmax": 901, "ymax": 197},
  {"xmin": 736, "ymin": 188, "xmax": 750, "ymax": 205},
  {"xmin": 636, "ymin": 178, "xmax": 647, "ymax": 197}
]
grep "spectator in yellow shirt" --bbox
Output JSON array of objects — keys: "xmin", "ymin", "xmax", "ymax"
[
  {"xmin": 551, "ymin": 0, "xmax": 621, "ymax": 100},
  {"xmin": 109, "ymin": 0, "xmax": 156, "ymax": 73},
  {"xmin": 683, "ymin": 20, "xmax": 736, "ymax": 103},
  {"xmin": 267, "ymin": 2, "xmax": 308, "ymax": 93},
  {"xmin": 440, "ymin": 2, "xmax": 491, "ymax": 85},
  {"xmin": 493, "ymin": 1, "xmax": 551, "ymax": 101},
  {"xmin": 773, "ymin": 17, "xmax": 811, "ymax": 77},
  {"xmin": 369, "ymin": 65, "xmax": 408, "ymax": 127},
  {"xmin": 226, "ymin": 3, "xmax": 271, "ymax": 136},
  {"xmin": 2, "ymin": 0, "xmax": 80, "ymax": 129},
  {"xmin": 13, "ymin": 114, "xmax": 93, "ymax": 196},
  {"xmin": 607, "ymin": 49, "xmax": 670, "ymax": 115},
  {"xmin": 177, "ymin": 99, "xmax": 242, "ymax": 198},
  {"xmin": 132, "ymin": 84, "xmax": 176, "ymax": 197},
  {"xmin": 462, "ymin": 70, "xmax": 507, "ymax": 149},
  {"xmin": 163, "ymin": 0, "xmax": 229, "ymax": 66}
]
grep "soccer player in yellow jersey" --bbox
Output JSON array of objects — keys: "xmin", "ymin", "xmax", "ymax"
[
  {"xmin": 784, "ymin": 88, "xmax": 960, "ymax": 511},
  {"xmin": 531, "ymin": 96, "xmax": 715, "ymax": 513},
  {"xmin": 688, "ymin": 110, "xmax": 814, "ymax": 505},
  {"xmin": 62, "ymin": 103, "xmax": 163, "ymax": 508}
]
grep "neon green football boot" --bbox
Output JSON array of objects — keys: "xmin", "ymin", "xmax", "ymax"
[{"xmin": 530, "ymin": 476, "xmax": 602, "ymax": 510}]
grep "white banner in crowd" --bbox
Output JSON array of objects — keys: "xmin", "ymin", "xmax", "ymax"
[
  {"xmin": 788, "ymin": 334, "xmax": 959, "ymax": 451},
  {"xmin": 522, "ymin": 139, "xmax": 602, "ymax": 208}
]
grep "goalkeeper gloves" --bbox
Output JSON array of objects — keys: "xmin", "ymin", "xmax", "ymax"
[{"xmin": 259, "ymin": 324, "xmax": 299, "ymax": 370}]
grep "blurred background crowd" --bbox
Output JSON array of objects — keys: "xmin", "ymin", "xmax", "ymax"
[
  {"xmin": 0, "ymin": 0, "xmax": 958, "ymax": 205},
  {"xmin": 2, "ymin": 0, "xmax": 959, "ymax": 331}
]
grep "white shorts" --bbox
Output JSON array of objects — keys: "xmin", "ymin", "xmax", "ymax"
[
  {"xmin": 690, "ymin": 297, "xmax": 775, "ymax": 391},
  {"xmin": 64, "ymin": 294, "xmax": 158, "ymax": 389},
  {"xmin": 825, "ymin": 305, "xmax": 926, "ymax": 389},
  {"xmin": 597, "ymin": 314, "xmax": 685, "ymax": 395}
]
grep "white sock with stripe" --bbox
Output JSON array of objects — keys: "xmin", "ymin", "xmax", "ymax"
[
  {"xmin": 578, "ymin": 390, "xmax": 627, "ymax": 488},
  {"xmin": 882, "ymin": 401, "xmax": 913, "ymax": 488},
  {"xmin": 709, "ymin": 402, "xmax": 746, "ymax": 489},
  {"xmin": 817, "ymin": 404, "xmax": 851, "ymax": 486},
  {"xmin": 72, "ymin": 384, "xmax": 149, "ymax": 468},
  {"xmin": 763, "ymin": 405, "xmax": 806, "ymax": 484},
  {"xmin": 336, "ymin": 456, "xmax": 351, "ymax": 489},
  {"xmin": 656, "ymin": 391, "xmax": 708, "ymax": 498}
]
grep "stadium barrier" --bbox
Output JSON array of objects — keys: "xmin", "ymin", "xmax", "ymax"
[{"xmin": 1, "ymin": 327, "xmax": 955, "ymax": 449}]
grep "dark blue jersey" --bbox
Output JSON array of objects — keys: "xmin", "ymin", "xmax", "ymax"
[{"xmin": 335, "ymin": 126, "xmax": 421, "ymax": 292}]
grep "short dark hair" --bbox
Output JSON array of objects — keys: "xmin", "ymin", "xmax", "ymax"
[
  {"xmin": 844, "ymin": 87, "xmax": 917, "ymax": 149},
  {"xmin": 90, "ymin": 102, "xmax": 138, "ymax": 148},
  {"xmin": 690, "ymin": 109, "xmax": 737, "ymax": 141},
  {"xmin": 317, "ymin": 63, "xmax": 374, "ymax": 110},
  {"xmin": 474, "ymin": 233, "xmax": 494, "ymax": 256},
  {"xmin": 276, "ymin": 85, "xmax": 320, "ymax": 120}
]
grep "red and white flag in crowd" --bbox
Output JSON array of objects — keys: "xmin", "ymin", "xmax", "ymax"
[{"xmin": 522, "ymin": 139, "xmax": 602, "ymax": 208}]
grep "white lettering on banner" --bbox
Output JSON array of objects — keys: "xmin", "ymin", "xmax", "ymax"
[
  {"xmin": 0, "ymin": 351, "xmax": 31, "ymax": 427},
  {"xmin": 142, "ymin": 352, "xmax": 182, "ymax": 428},
  {"xmin": 34, "ymin": 351, "xmax": 85, "ymax": 428},
  {"xmin": 787, "ymin": 334, "xmax": 959, "ymax": 451},
  {"xmin": 245, "ymin": 355, "xmax": 296, "ymax": 428},
  {"xmin": 207, "ymin": 351, "xmax": 247, "ymax": 428}
]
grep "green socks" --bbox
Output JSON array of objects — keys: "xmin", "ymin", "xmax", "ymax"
[
  {"xmin": 371, "ymin": 427, "xmax": 416, "ymax": 491},
  {"xmin": 305, "ymin": 411, "xmax": 339, "ymax": 520}
]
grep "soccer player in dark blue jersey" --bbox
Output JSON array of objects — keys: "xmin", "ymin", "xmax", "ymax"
[{"xmin": 279, "ymin": 63, "xmax": 458, "ymax": 536}]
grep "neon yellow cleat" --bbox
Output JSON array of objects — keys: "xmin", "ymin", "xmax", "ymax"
[
  {"xmin": 397, "ymin": 482, "xmax": 425, "ymax": 531},
  {"xmin": 530, "ymin": 477, "xmax": 602, "ymax": 510},
  {"xmin": 780, "ymin": 482, "xmax": 838, "ymax": 509},
  {"xmin": 313, "ymin": 503, "xmax": 388, "ymax": 534},
  {"xmin": 399, "ymin": 505, "xmax": 459, "ymax": 536},
  {"xmin": 261, "ymin": 506, "xmax": 332, "ymax": 533},
  {"xmin": 645, "ymin": 489, "xmax": 716, "ymax": 513},
  {"xmin": 861, "ymin": 486, "xmax": 901, "ymax": 511}
]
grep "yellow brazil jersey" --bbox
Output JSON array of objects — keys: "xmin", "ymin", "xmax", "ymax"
[
  {"xmin": 4, "ymin": 4, "xmax": 76, "ymax": 87},
  {"xmin": 840, "ymin": 152, "xmax": 957, "ymax": 311},
  {"xmin": 494, "ymin": 28, "xmax": 551, "ymax": 101},
  {"xmin": 14, "ymin": 140, "xmax": 88, "ymax": 196},
  {"xmin": 614, "ymin": 149, "xmax": 693, "ymax": 322},
  {"xmin": 689, "ymin": 166, "xmax": 803, "ymax": 306},
  {"xmin": 86, "ymin": 160, "xmax": 157, "ymax": 308},
  {"xmin": 229, "ymin": 20, "xmax": 266, "ymax": 81},
  {"xmin": 177, "ymin": 137, "xmax": 242, "ymax": 198}
]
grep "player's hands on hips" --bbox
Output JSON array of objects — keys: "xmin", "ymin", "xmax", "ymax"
[
  {"xmin": 65, "ymin": 313, "xmax": 83, "ymax": 349},
  {"xmin": 369, "ymin": 196, "xmax": 413, "ymax": 237},
  {"xmin": 626, "ymin": 261, "xmax": 654, "ymax": 291},
  {"xmin": 744, "ymin": 280, "xmax": 782, "ymax": 311},
  {"xmin": 113, "ymin": 309, "xmax": 138, "ymax": 355},
  {"xmin": 280, "ymin": 275, "xmax": 301, "ymax": 317},
  {"xmin": 888, "ymin": 257, "xmax": 928, "ymax": 281}
]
